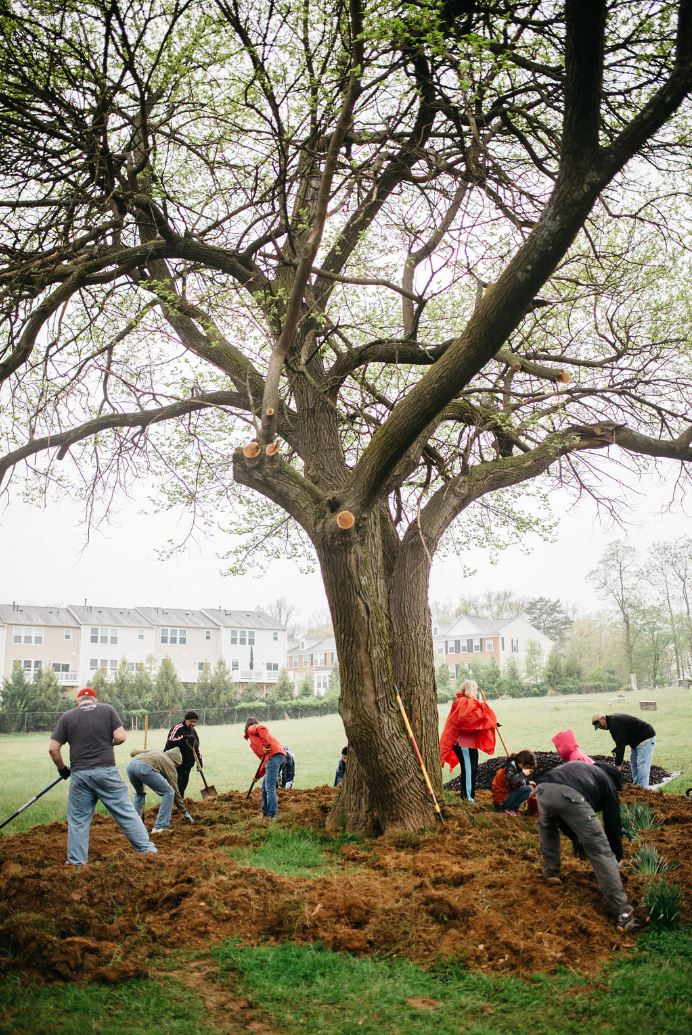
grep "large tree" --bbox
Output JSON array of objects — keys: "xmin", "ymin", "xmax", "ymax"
[{"xmin": 0, "ymin": 1, "xmax": 690, "ymax": 833}]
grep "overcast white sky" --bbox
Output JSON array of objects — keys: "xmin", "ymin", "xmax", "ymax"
[{"xmin": 0, "ymin": 464, "xmax": 688, "ymax": 623}]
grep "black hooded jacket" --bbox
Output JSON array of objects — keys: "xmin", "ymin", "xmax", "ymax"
[{"xmin": 538, "ymin": 761, "xmax": 624, "ymax": 860}]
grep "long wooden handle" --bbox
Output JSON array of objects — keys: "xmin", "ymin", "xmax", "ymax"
[
  {"xmin": 395, "ymin": 690, "xmax": 443, "ymax": 823},
  {"xmin": 477, "ymin": 685, "xmax": 511, "ymax": 756}
]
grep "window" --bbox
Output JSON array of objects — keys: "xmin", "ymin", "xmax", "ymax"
[
  {"xmin": 197, "ymin": 661, "xmax": 209, "ymax": 673},
  {"xmin": 16, "ymin": 659, "xmax": 42, "ymax": 674},
  {"xmin": 437, "ymin": 645, "xmax": 444, "ymax": 654},
  {"xmin": 266, "ymin": 662, "xmax": 279, "ymax": 672},
  {"xmin": 501, "ymin": 637, "xmax": 505, "ymax": 651},
  {"xmin": 138, "ymin": 630, "xmax": 145, "ymax": 641},
  {"xmin": 311, "ymin": 652, "xmax": 326, "ymax": 667},
  {"xmin": 230, "ymin": 628, "xmax": 247, "ymax": 645},
  {"xmin": 314, "ymin": 673, "xmax": 329, "ymax": 695},
  {"xmin": 231, "ymin": 659, "xmax": 239, "ymax": 671},
  {"xmin": 13, "ymin": 626, "xmax": 43, "ymax": 644},
  {"xmin": 160, "ymin": 628, "xmax": 186, "ymax": 645},
  {"xmin": 89, "ymin": 659, "xmax": 117, "ymax": 672},
  {"xmin": 273, "ymin": 631, "xmax": 278, "ymax": 641},
  {"xmin": 473, "ymin": 638, "xmax": 481, "ymax": 653},
  {"xmin": 511, "ymin": 638, "xmax": 519, "ymax": 653},
  {"xmin": 485, "ymin": 640, "xmax": 494, "ymax": 652},
  {"xmin": 90, "ymin": 627, "xmax": 118, "ymax": 645},
  {"xmin": 52, "ymin": 663, "xmax": 70, "ymax": 674},
  {"xmin": 205, "ymin": 629, "xmax": 211, "ymax": 641},
  {"xmin": 248, "ymin": 630, "xmax": 255, "ymax": 645},
  {"xmin": 64, "ymin": 629, "xmax": 72, "ymax": 641}
]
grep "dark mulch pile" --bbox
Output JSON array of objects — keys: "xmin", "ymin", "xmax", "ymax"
[{"xmin": 444, "ymin": 751, "xmax": 672, "ymax": 793}]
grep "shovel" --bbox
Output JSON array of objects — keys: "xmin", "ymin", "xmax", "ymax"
[
  {"xmin": 0, "ymin": 774, "xmax": 63, "ymax": 831},
  {"xmin": 246, "ymin": 749, "xmax": 269, "ymax": 799},
  {"xmin": 191, "ymin": 745, "xmax": 217, "ymax": 799}
]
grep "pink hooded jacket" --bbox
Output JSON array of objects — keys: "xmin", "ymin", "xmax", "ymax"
[{"xmin": 552, "ymin": 729, "xmax": 594, "ymax": 764}]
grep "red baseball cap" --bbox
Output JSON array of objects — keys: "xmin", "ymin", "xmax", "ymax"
[{"xmin": 76, "ymin": 687, "xmax": 97, "ymax": 699}]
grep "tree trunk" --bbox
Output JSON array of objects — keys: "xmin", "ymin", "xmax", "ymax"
[{"xmin": 317, "ymin": 511, "xmax": 440, "ymax": 835}]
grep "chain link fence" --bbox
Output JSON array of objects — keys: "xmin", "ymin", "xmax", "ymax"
[{"xmin": 0, "ymin": 699, "xmax": 341, "ymax": 734}]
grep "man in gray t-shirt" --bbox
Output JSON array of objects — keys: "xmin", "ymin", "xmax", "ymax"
[{"xmin": 49, "ymin": 687, "xmax": 157, "ymax": 865}]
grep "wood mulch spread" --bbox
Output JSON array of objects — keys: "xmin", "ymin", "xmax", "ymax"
[{"xmin": 0, "ymin": 785, "xmax": 689, "ymax": 985}]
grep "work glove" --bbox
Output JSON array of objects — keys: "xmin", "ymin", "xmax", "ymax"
[
  {"xmin": 182, "ymin": 811, "xmax": 195, "ymax": 824},
  {"xmin": 58, "ymin": 766, "xmax": 71, "ymax": 780}
]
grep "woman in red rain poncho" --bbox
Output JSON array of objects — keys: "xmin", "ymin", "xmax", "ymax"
[{"xmin": 440, "ymin": 680, "xmax": 498, "ymax": 803}]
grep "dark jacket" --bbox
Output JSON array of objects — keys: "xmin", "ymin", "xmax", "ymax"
[
  {"xmin": 278, "ymin": 747, "xmax": 295, "ymax": 788},
  {"xmin": 538, "ymin": 761, "xmax": 624, "ymax": 860},
  {"xmin": 334, "ymin": 758, "xmax": 346, "ymax": 787},
  {"xmin": 164, "ymin": 721, "xmax": 200, "ymax": 770},
  {"xmin": 603, "ymin": 714, "xmax": 656, "ymax": 766},
  {"xmin": 491, "ymin": 759, "xmax": 528, "ymax": 806}
]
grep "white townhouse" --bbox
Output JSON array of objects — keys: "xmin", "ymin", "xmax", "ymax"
[
  {"xmin": 202, "ymin": 608, "xmax": 286, "ymax": 688},
  {"xmin": 286, "ymin": 635, "xmax": 338, "ymax": 696},
  {"xmin": 0, "ymin": 603, "xmax": 81, "ymax": 687},
  {"xmin": 433, "ymin": 613, "xmax": 555, "ymax": 680},
  {"xmin": 133, "ymin": 606, "xmax": 222, "ymax": 685}
]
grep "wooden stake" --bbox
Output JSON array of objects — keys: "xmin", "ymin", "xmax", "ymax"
[{"xmin": 143, "ymin": 713, "xmax": 149, "ymax": 750}]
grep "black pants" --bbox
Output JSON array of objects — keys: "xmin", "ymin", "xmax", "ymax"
[
  {"xmin": 452, "ymin": 745, "xmax": 478, "ymax": 801},
  {"xmin": 177, "ymin": 764, "xmax": 193, "ymax": 795}
]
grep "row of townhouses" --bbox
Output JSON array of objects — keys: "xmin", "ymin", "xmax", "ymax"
[
  {"xmin": 0, "ymin": 603, "xmax": 554, "ymax": 697},
  {"xmin": 0, "ymin": 603, "xmax": 286, "ymax": 690}
]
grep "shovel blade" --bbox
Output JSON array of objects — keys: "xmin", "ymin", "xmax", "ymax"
[{"xmin": 201, "ymin": 785, "xmax": 218, "ymax": 799}]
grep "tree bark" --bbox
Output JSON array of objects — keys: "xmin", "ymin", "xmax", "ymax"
[{"xmin": 317, "ymin": 509, "xmax": 439, "ymax": 835}]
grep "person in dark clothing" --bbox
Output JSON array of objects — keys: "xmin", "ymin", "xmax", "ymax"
[
  {"xmin": 535, "ymin": 760, "xmax": 639, "ymax": 931},
  {"xmin": 278, "ymin": 747, "xmax": 295, "ymax": 789},
  {"xmin": 164, "ymin": 711, "xmax": 200, "ymax": 795},
  {"xmin": 592, "ymin": 712, "xmax": 656, "ymax": 788},
  {"xmin": 491, "ymin": 750, "xmax": 537, "ymax": 815},
  {"xmin": 334, "ymin": 746, "xmax": 348, "ymax": 787}
]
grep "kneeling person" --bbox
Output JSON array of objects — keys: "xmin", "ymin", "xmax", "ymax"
[
  {"xmin": 127, "ymin": 747, "xmax": 194, "ymax": 833},
  {"xmin": 535, "ymin": 760, "xmax": 638, "ymax": 931}
]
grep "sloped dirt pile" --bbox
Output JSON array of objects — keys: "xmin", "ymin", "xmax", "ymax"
[
  {"xmin": 445, "ymin": 752, "xmax": 671, "ymax": 793},
  {"xmin": 0, "ymin": 786, "xmax": 689, "ymax": 985}
]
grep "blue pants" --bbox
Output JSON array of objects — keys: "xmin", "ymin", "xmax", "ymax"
[
  {"xmin": 630, "ymin": 736, "xmax": 656, "ymax": 788},
  {"xmin": 261, "ymin": 753, "xmax": 285, "ymax": 817},
  {"xmin": 495, "ymin": 784, "xmax": 532, "ymax": 812},
  {"xmin": 452, "ymin": 746, "xmax": 478, "ymax": 802},
  {"xmin": 127, "ymin": 758, "xmax": 176, "ymax": 830},
  {"xmin": 67, "ymin": 767, "xmax": 157, "ymax": 865}
]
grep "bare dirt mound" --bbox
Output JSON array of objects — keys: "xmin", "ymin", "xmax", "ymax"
[{"xmin": 0, "ymin": 786, "xmax": 689, "ymax": 985}]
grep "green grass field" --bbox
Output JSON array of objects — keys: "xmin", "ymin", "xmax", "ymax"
[{"xmin": 1, "ymin": 685, "xmax": 690, "ymax": 833}]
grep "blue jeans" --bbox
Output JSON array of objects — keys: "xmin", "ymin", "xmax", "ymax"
[
  {"xmin": 261, "ymin": 753, "xmax": 285, "ymax": 817},
  {"xmin": 630, "ymin": 736, "xmax": 656, "ymax": 787},
  {"xmin": 67, "ymin": 767, "xmax": 157, "ymax": 865},
  {"xmin": 127, "ymin": 758, "xmax": 175, "ymax": 830},
  {"xmin": 496, "ymin": 784, "xmax": 532, "ymax": 812}
]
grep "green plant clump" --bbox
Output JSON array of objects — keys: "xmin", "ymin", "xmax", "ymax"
[
  {"xmin": 645, "ymin": 879, "xmax": 683, "ymax": 929},
  {"xmin": 620, "ymin": 801, "xmax": 661, "ymax": 840},
  {"xmin": 631, "ymin": 844, "xmax": 670, "ymax": 876}
]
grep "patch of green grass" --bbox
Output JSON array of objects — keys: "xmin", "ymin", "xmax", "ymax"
[
  {"xmin": 0, "ymin": 974, "xmax": 210, "ymax": 1035},
  {"xmin": 2, "ymin": 685, "xmax": 691, "ymax": 832},
  {"xmin": 225, "ymin": 825, "xmax": 332, "ymax": 876},
  {"xmin": 211, "ymin": 929, "xmax": 692, "ymax": 1035},
  {"xmin": 2, "ymin": 929, "xmax": 691, "ymax": 1035}
]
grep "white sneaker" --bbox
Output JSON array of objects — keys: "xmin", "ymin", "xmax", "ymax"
[{"xmin": 151, "ymin": 827, "xmax": 170, "ymax": 835}]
